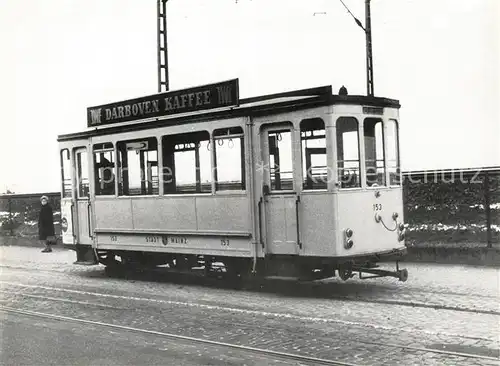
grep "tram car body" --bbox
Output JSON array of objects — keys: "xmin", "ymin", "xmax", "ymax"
[{"xmin": 58, "ymin": 79, "xmax": 408, "ymax": 281}]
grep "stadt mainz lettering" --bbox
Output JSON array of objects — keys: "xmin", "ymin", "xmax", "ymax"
[{"xmin": 87, "ymin": 79, "xmax": 239, "ymax": 127}]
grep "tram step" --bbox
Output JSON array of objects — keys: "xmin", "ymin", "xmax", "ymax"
[{"xmin": 73, "ymin": 260, "xmax": 99, "ymax": 266}]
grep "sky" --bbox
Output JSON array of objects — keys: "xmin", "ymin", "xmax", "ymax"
[{"xmin": 0, "ymin": 0, "xmax": 498, "ymax": 193}]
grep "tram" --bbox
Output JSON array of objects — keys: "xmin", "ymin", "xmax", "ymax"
[{"xmin": 57, "ymin": 79, "xmax": 408, "ymax": 281}]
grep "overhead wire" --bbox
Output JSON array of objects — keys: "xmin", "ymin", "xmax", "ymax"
[{"xmin": 338, "ymin": 0, "xmax": 365, "ymax": 31}]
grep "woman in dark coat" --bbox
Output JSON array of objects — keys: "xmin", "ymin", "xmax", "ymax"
[{"xmin": 38, "ymin": 195, "xmax": 55, "ymax": 253}]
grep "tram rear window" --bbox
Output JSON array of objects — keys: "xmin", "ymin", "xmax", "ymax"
[
  {"xmin": 214, "ymin": 127, "xmax": 245, "ymax": 191},
  {"xmin": 117, "ymin": 138, "xmax": 159, "ymax": 196},
  {"xmin": 364, "ymin": 118, "xmax": 385, "ymax": 187},
  {"xmin": 162, "ymin": 131, "xmax": 211, "ymax": 194},
  {"xmin": 387, "ymin": 119, "xmax": 401, "ymax": 185},
  {"xmin": 336, "ymin": 117, "xmax": 361, "ymax": 188}
]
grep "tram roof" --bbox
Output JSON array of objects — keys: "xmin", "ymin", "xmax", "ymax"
[{"xmin": 57, "ymin": 83, "xmax": 400, "ymax": 142}]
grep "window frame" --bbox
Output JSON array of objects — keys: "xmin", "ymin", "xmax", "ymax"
[
  {"xmin": 336, "ymin": 116, "xmax": 362, "ymax": 190},
  {"xmin": 75, "ymin": 148, "xmax": 90, "ymax": 199},
  {"xmin": 265, "ymin": 125, "xmax": 296, "ymax": 193},
  {"xmin": 60, "ymin": 149, "xmax": 72, "ymax": 198},
  {"xmin": 93, "ymin": 142, "xmax": 116, "ymax": 197},
  {"xmin": 161, "ymin": 130, "xmax": 212, "ymax": 195},
  {"xmin": 363, "ymin": 117, "xmax": 386, "ymax": 188},
  {"xmin": 213, "ymin": 126, "xmax": 246, "ymax": 192},
  {"xmin": 117, "ymin": 137, "xmax": 159, "ymax": 197},
  {"xmin": 300, "ymin": 118, "xmax": 327, "ymax": 191},
  {"xmin": 386, "ymin": 118, "xmax": 401, "ymax": 187}
]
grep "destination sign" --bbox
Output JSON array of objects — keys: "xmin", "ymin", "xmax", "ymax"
[
  {"xmin": 362, "ymin": 106, "xmax": 384, "ymax": 115},
  {"xmin": 87, "ymin": 79, "xmax": 239, "ymax": 127}
]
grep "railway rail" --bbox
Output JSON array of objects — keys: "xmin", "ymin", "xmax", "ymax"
[
  {"xmin": 1, "ymin": 252, "xmax": 499, "ymax": 364},
  {"xmin": 1, "ymin": 263, "xmax": 498, "ymax": 316},
  {"xmin": 1, "ymin": 306, "xmax": 354, "ymax": 366},
  {"xmin": 1, "ymin": 305, "xmax": 498, "ymax": 364},
  {"xmin": 3, "ymin": 281, "xmax": 498, "ymax": 334},
  {"xmin": 1, "ymin": 276, "xmax": 499, "ymax": 359}
]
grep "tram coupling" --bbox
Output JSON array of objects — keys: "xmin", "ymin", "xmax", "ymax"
[{"xmin": 352, "ymin": 262, "xmax": 408, "ymax": 282}]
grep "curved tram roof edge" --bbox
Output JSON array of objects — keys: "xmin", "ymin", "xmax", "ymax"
[{"xmin": 58, "ymin": 85, "xmax": 401, "ymax": 142}]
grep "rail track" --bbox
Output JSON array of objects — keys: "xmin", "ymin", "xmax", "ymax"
[
  {"xmin": 1, "ymin": 306, "xmax": 354, "ymax": 366},
  {"xmin": 1, "ymin": 282, "xmax": 499, "ymax": 363},
  {"xmin": 1, "ymin": 262, "xmax": 499, "ymax": 316},
  {"xmin": 2, "ymin": 305, "xmax": 499, "ymax": 364}
]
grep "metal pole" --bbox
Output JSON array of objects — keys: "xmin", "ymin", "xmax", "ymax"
[
  {"xmin": 365, "ymin": 0, "xmax": 374, "ymax": 96},
  {"xmin": 157, "ymin": 0, "xmax": 169, "ymax": 92},
  {"xmin": 163, "ymin": 0, "xmax": 169, "ymax": 91},
  {"xmin": 157, "ymin": 0, "xmax": 162, "ymax": 93}
]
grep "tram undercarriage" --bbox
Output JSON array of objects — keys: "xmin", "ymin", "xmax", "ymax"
[{"xmin": 72, "ymin": 244, "xmax": 408, "ymax": 282}]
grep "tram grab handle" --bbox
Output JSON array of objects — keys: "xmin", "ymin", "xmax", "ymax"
[
  {"xmin": 258, "ymin": 197, "xmax": 264, "ymax": 249},
  {"xmin": 71, "ymin": 203, "xmax": 75, "ymax": 240},
  {"xmin": 87, "ymin": 202, "xmax": 92, "ymax": 238},
  {"xmin": 295, "ymin": 195, "xmax": 302, "ymax": 249}
]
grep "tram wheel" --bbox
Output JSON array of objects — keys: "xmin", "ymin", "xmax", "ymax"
[{"xmin": 338, "ymin": 266, "xmax": 353, "ymax": 281}]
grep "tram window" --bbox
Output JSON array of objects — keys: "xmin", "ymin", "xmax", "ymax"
[
  {"xmin": 300, "ymin": 118, "xmax": 326, "ymax": 190},
  {"xmin": 364, "ymin": 118, "xmax": 385, "ymax": 187},
  {"xmin": 268, "ymin": 129, "xmax": 293, "ymax": 191},
  {"xmin": 93, "ymin": 143, "xmax": 115, "ymax": 196},
  {"xmin": 117, "ymin": 138, "xmax": 158, "ymax": 196},
  {"xmin": 76, "ymin": 150, "xmax": 89, "ymax": 197},
  {"xmin": 387, "ymin": 119, "xmax": 401, "ymax": 185},
  {"xmin": 60, "ymin": 149, "xmax": 72, "ymax": 198},
  {"xmin": 162, "ymin": 131, "xmax": 211, "ymax": 194},
  {"xmin": 214, "ymin": 127, "xmax": 245, "ymax": 191},
  {"xmin": 336, "ymin": 117, "xmax": 360, "ymax": 188}
]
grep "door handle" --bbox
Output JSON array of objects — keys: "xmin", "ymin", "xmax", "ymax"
[{"xmin": 295, "ymin": 195, "xmax": 302, "ymax": 249}]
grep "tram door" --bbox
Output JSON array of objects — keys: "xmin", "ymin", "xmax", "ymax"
[
  {"xmin": 260, "ymin": 125, "xmax": 300, "ymax": 255},
  {"xmin": 74, "ymin": 148, "xmax": 93, "ymax": 245},
  {"xmin": 60, "ymin": 149, "xmax": 74, "ymax": 244}
]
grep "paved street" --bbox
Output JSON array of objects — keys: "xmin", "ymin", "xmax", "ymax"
[
  {"xmin": 1, "ymin": 245, "xmax": 499, "ymax": 365},
  {"xmin": 0, "ymin": 311, "xmax": 300, "ymax": 366}
]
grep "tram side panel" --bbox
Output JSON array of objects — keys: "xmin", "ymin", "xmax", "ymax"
[
  {"xmin": 93, "ymin": 197, "xmax": 133, "ymax": 231},
  {"xmin": 93, "ymin": 195, "xmax": 254, "ymax": 258},
  {"xmin": 297, "ymin": 193, "xmax": 336, "ymax": 257},
  {"xmin": 335, "ymin": 188, "xmax": 405, "ymax": 258}
]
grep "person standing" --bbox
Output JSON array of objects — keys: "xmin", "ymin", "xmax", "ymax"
[{"xmin": 38, "ymin": 195, "xmax": 55, "ymax": 253}]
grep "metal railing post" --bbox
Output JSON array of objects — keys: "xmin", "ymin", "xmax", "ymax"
[
  {"xmin": 484, "ymin": 171, "xmax": 492, "ymax": 248},
  {"xmin": 8, "ymin": 198, "xmax": 13, "ymax": 236}
]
